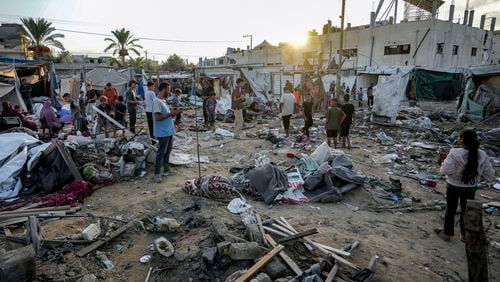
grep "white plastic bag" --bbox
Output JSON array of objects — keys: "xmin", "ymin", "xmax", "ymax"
[{"xmin": 310, "ymin": 142, "xmax": 332, "ymax": 165}]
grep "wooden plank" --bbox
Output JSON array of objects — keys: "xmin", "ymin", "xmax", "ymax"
[
  {"xmin": 75, "ymin": 217, "xmax": 143, "ymax": 257},
  {"xmin": 278, "ymin": 218, "xmax": 351, "ymax": 257},
  {"xmin": 464, "ymin": 200, "xmax": 489, "ymax": 282},
  {"xmin": 26, "ymin": 216, "xmax": 41, "ymax": 255},
  {"xmin": 277, "ymin": 229, "xmax": 318, "ymax": 244},
  {"xmin": 0, "ymin": 205, "xmax": 72, "ymax": 216},
  {"xmin": 275, "ymin": 218, "xmax": 314, "ymax": 251},
  {"xmin": 235, "ymin": 245, "xmax": 284, "ymax": 282},
  {"xmin": 255, "ymin": 213, "xmax": 266, "ymax": 246},
  {"xmin": 263, "ymin": 226, "xmax": 288, "ymax": 237},
  {"xmin": 265, "ymin": 234, "xmax": 302, "ymax": 276},
  {"xmin": 55, "ymin": 141, "xmax": 81, "ymax": 180},
  {"xmin": 144, "ymin": 267, "xmax": 152, "ymax": 282},
  {"xmin": 325, "ymin": 264, "xmax": 339, "ymax": 282},
  {"xmin": 278, "ymin": 219, "xmax": 358, "ymax": 270}
]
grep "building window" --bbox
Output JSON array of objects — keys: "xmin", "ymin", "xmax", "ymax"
[
  {"xmin": 384, "ymin": 44, "xmax": 411, "ymax": 55},
  {"xmin": 229, "ymin": 59, "xmax": 236, "ymax": 64},
  {"xmin": 471, "ymin": 47, "xmax": 477, "ymax": 56},
  {"xmin": 436, "ymin": 43, "xmax": 444, "ymax": 54},
  {"xmin": 452, "ymin": 45, "xmax": 459, "ymax": 55},
  {"xmin": 337, "ymin": 48, "xmax": 358, "ymax": 58}
]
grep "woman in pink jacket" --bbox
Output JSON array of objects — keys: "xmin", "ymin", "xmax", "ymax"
[{"xmin": 436, "ymin": 129, "xmax": 495, "ymax": 241}]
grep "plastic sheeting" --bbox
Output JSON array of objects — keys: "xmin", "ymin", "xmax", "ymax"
[
  {"xmin": 372, "ymin": 72, "xmax": 410, "ymax": 121},
  {"xmin": 85, "ymin": 67, "xmax": 128, "ymax": 92},
  {"xmin": 0, "ymin": 146, "xmax": 27, "ymax": 199},
  {"xmin": 415, "ymin": 68, "xmax": 462, "ymax": 100},
  {"xmin": 0, "ymin": 133, "xmax": 41, "ymax": 163}
]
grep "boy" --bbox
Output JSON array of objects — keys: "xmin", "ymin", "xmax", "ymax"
[
  {"xmin": 206, "ymin": 92, "xmax": 217, "ymax": 130},
  {"xmin": 68, "ymin": 93, "xmax": 83, "ymax": 132},
  {"xmin": 325, "ymin": 98, "xmax": 345, "ymax": 148},
  {"xmin": 97, "ymin": 96, "xmax": 112, "ymax": 138},
  {"xmin": 340, "ymin": 94, "xmax": 355, "ymax": 149},
  {"xmin": 114, "ymin": 96, "xmax": 127, "ymax": 126},
  {"xmin": 280, "ymin": 87, "xmax": 296, "ymax": 137},
  {"xmin": 302, "ymin": 95, "xmax": 313, "ymax": 137},
  {"xmin": 173, "ymin": 88, "xmax": 183, "ymax": 131}
]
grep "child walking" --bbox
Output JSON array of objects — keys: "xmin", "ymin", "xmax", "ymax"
[
  {"xmin": 325, "ymin": 98, "xmax": 345, "ymax": 148},
  {"xmin": 302, "ymin": 95, "xmax": 313, "ymax": 137},
  {"xmin": 340, "ymin": 94, "xmax": 355, "ymax": 149}
]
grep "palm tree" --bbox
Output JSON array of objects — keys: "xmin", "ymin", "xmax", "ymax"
[
  {"xmin": 20, "ymin": 17, "xmax": 65, "ymax": 59},
  {"xmin": 104, "ymin": 28, "xmax": 142, "ymax": 66},
  {"xmin": 128, "ymin": 57, "xmax": 146, "ymax": 68},
  {"xmin": 56, "ymin": 50, "xmax": 72, "ymax": 63}
]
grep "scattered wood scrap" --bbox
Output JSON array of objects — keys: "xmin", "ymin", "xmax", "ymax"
[{"xmin": 235, "ymin": 245, "xmax": 284, "ymax": 282}]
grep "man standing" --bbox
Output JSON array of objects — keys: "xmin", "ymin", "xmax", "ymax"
[
  {"xmin": 86, "ymin": 83, "xmax": 99, "ymax": 118},
  {"xmin": 326, "ymin": 98, "xmax": 346, "ymax": 148},
  {"xmin": 153, "ymin": 82, "xmax": 180, "ymax": 183},
  {"xmin": 103, "ymin": 83, "xmax": 118, "ymax": 109},
  {"xmin": 232, "ymin": 78, "xmax": 246, "ymax": 139},
  {"xmin": 340, "ymin": 94, "xmax": 355, "ymax": 149},
  {"xmin": 19, "ymin": 79, "xmax": 33, "ymax": 114},
  {"xmin": 126, "ymin": 80, "xmax": 139, "ymax": 134},
  {"xmin": 144, "ymin": 81, "xmax": 157, "ymax": 138},
  {"xmin": 367, "ymin": 83, "xmax": 374, "ymax": 108},
  {"xmin": 280, "ymin": 87, "xmax": 296, "ymax": 137},
  {"xmin": 201, "ymin": 79, "xmax": 214, "ymax": 127}
]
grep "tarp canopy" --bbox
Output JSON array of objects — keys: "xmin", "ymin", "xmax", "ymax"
[
  {"xmin": 239, "ymin": 68, "xmax": 268, "ymax": 102},
  {"xmin": 85, "ymin": 67, "xmax": 128, "ymax": 91},
  {"xmin": 415, "ymin": 68, "xmax": 463, "ymax": 100},
  {"xmin": 469, "ymin": 64, "xmax": 500, "ymax": 77},
  {"xmin": 372, "ymin": 71, "xmax": 410, "ymax": 121}
]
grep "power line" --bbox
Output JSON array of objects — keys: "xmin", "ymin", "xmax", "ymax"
[{"xmin": 56, "ymin": 28, "xmax": 244, "ymax": 43}]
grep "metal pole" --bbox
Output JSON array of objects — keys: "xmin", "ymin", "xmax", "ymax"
[
  {"xmin": 193, "ymin": 68, "xmax": 201, "ymax": 179},
  {"xmin": 335, "ymin": 0, "xmax": 346, "ymax": 98}
]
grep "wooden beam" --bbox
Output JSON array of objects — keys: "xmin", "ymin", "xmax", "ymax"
[
  {"xmin": 325, "ymin": 264, "xmax": 339, "ymax": 282},
  {"xmin": 76, "ymin": 217, "xmax": 143, "ymax": 257},
  {"xmin": 277, "ymin": 229, "xmax": 318, "ymax": 244},
  {"xmin": 464, "ymin": 200, "xmax": 489, "ymax": 282},
  {"xmin": 263, "ymin": 226, "xmax": 288, "ymax": 237},
  {"xmin": 255, "ymin": 213, "xmax": 266, "ymax": 246},
  {"xmin": 235, "ymin": 245, "xmax": 284, "ymax": 282},
  {"xmin": 0, "ymin": 205, "xmax": 72, "ymax": 216},
  {"xmin": 265, "ymin": 234, "xmax": 303, "ymax": 276}
]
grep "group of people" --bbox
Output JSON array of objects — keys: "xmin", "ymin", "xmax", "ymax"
[
  {"xmin": 329, "ymin": 82, "xmax": 375, "ymax": 108},
  {"xmin": 278, "ymin": 84, "xmax": 357, "ymax": 149}
]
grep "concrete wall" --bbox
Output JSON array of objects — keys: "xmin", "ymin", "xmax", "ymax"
[
  {"xmin": 492, "ymin": 31, "xmax": 500, "ymax": 65},
  {"xmin": 316, "ymin": 19, "xmax": 491, "ymax": 70}
]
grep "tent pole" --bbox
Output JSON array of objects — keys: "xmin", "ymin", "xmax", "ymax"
[{"xmin": 193, "ymin": 67, "xmax": 201, "ymax": 179}]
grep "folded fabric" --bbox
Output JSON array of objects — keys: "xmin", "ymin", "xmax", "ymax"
[{"xmin": 296, "ymin": 157, "xmax": 319, "ymax": 179}]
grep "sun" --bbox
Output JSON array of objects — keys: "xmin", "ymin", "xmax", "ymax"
[{"xmin": 290, "ymin": 33, "xmax": 309, "ymax": 48}]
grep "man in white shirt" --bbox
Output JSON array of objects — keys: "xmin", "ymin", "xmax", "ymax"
[
  {"xmin": 280, "ymin": 87, "xmax": 296, "ymax": 137},
  {"xmin": 144, "ymin": 81, "xmax": 157, "ymax": 138}
]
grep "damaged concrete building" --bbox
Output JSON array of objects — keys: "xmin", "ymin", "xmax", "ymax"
[{"xmin": 198, "ymin": 0, "xmax": 498, "ymax": 98}]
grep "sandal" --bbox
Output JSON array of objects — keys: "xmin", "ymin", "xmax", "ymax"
[{"xmin": 434, "ymin": 229, "xmax": 451, "ymax": 242}]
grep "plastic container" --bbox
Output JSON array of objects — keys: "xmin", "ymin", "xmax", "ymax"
[
  {"xmin": 81, "ymin": 223, "xmax": 101, "ymax": 240},
  {"xmin": 153, "ymin": 217, "xmax": 181, "ymax": 232}
]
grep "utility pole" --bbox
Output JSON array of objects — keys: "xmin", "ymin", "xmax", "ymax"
[
  {"xmin": 335, "ymin": 0, "xmax": 346, "ymax": 98},
  {"xmin": 144, "ymin": 50, "xmax": 148, "ymax": 72},
  {"xmin": 243, "ymin": 34, "xmax": 253, "ymax": 64}
]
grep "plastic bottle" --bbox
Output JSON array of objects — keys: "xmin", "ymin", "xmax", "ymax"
[{"xmin": 154, "ymin": 217, "xmax": 181, "ymax": 232}]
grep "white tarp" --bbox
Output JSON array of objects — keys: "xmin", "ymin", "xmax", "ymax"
[
  {"xmin": 86, "ymin": 67, "xmax": 128, "ymax": 92},
  {"xmin": 0, "ymin": 146, "xmax": 27, "ymax": 200},
  {"xmin": 321, "ymin": 74, "xmax": 357, "ymax": 92},
  {"xmin": 372, "ymin": 72, "xmax": 410, "ymax": 122},
  {"xmin": 239, "ymin": 68, "xmax": 268, "ymax": 102},
  {"xmin": 0, "ymin": 133, "xmax": 41, "ymax": 163}
]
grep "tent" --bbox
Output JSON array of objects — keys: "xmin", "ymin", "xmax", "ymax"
[
  {"xmin": 458, "ymin": 65, "xmax": 500, "ymax": 122},
  {"xmin": 85, "ymin": 67, "xmax": 128, "ymax": 93},
  {"xmin": 372, "ymin": 71, "xmax": 411, "ymax": 122},
  {"xmin": 0, "ymin": 65, "xmax": 28, "ymax": 112},
  {"xmin": 414, "ymin": 68, "xmax": 464, "ymax": 100}
]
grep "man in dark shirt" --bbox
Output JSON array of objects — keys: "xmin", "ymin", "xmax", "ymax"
[
  {"xmin": 302, "ymin": 95, "xmax": 313, "ymax": 137},
  {"xmin": 86, "ymin": 83, "xmax": 99, "ymax": 118},
  {"xmin": 201, "ymin": 79, "xmax": 214, "ymax": 127},
  {"xmin": 114, "ymin": 96, "xmax": 127, "ymax": 125},
  {"xmin": 126, "ymin": 80, "xmax": 138, "ymax": 133},
  {"xmin": 19, "ymin": 79, "xmax": 33, "ymax": 114},
  {"xmin": 367, "ymin": 83, "xmax": 374, "ymax": 107},
  {"xmin": 340, "ymin": 94, "xmax": 355, "ymax": 149}
]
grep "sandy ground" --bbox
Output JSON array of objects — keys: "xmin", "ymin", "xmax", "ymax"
[{"xmin": 29, "ymin": 102, "xmax": 500, "ymax": 282}]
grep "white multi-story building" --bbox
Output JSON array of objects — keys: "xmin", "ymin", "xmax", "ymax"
[{"xmin": 198, "ymin": 3, "xmax": 498, "ymax": 97}]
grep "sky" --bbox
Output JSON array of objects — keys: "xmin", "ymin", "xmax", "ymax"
[{"xmin": 0, "ymin": 0, "xmax": 498, "ymax": 63}]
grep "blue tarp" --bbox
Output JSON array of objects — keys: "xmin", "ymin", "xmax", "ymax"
[{"xmin": 0, "ymin": 57, "xmax": 44, "ymax": 65}]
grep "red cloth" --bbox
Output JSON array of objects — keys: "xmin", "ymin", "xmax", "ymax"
[{"xmin": 32, "ymin": 180, "xmax": 93, "ymax": 207}]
